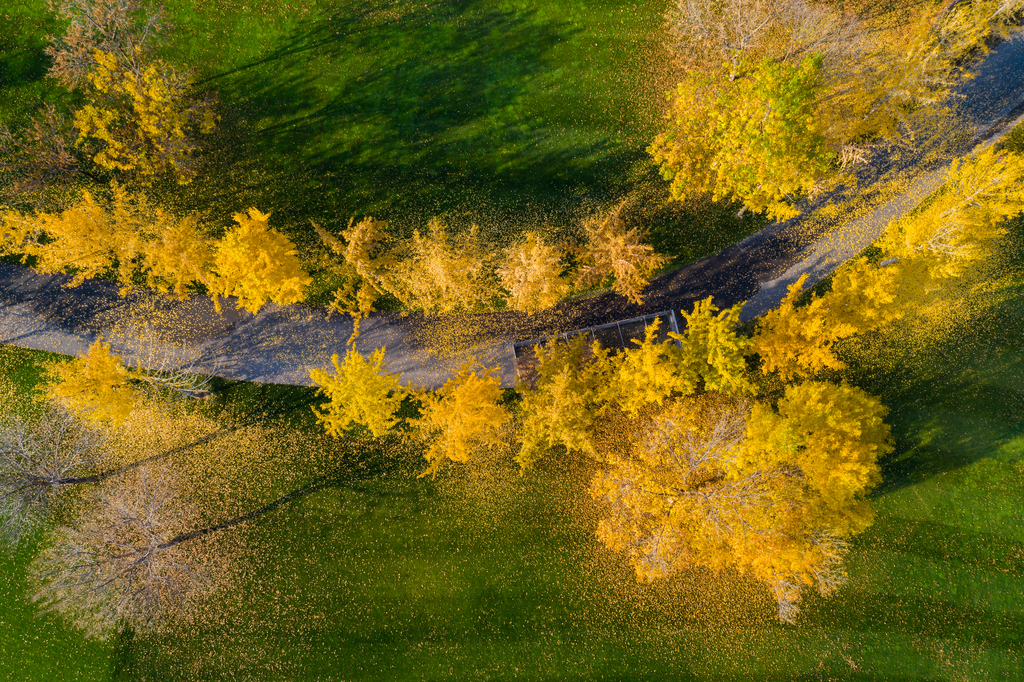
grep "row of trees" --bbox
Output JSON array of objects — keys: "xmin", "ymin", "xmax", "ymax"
[
  {"xmin": 1, "ymin": 2, "xmax": 668, "ymax": 328},
  {"xmin": 307, "ymin": 144, "xmax": 1024, "ymax": 621},
  {"xmin": 314, "ymin": 203, "xmax": 667, "ymax": 339},
  {"xmin": 4, "ymin": 0, "xmax": 1023, "ymax": 639},
  {"xmin": 0, "ymin": 186, "xmax": 311, "ymax": 314}
]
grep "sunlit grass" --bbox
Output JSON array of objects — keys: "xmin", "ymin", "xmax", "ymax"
[{"xmin": 0, "ymin": 220, "xmax": 1022, "ymax": 678}]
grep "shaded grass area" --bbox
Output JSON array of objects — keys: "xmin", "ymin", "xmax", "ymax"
[
  {"xmin": 0, "ymin": 242, "xmax": 1023, "ymax": 679},
  {"xmin": 1, "ymin": 0, "xmax": 766, "ymax": 277}
]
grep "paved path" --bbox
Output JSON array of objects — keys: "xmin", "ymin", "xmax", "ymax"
[{"xmin": 3, "ymin": 33, "xmax": 1024, "ymax": 388}]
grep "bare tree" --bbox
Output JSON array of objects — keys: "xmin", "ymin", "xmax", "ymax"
[
  {"xmin": 0, "ymin": 406, "xmax": 104, "ymax": 543},
  {"xmin": 30, "ymin": 467, "xmax": 330, "ymax": 638},
  {"xmin": 45, "ymin": 0, "xmax": 167, "ymax": 88},
  {"xmin": 0, "ymin": 405, "xmax": 239, "ymax": 544},
  {"xmin": 111, "ymin": 322, "xmax": 226, "ymax": 400},
  {"xmin": 0, "ymin": 105, "xmax": 101, "ymax": 197},
  {"xmin": 668, "ymin": 0, "xmax": 866, "ymax": 79},
  {"xmin": 29, "ymin": 466, "xmax": 211, "ymax": 638}
]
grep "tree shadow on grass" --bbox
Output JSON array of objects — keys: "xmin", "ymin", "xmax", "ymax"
[{"xmin": 169, "ymin": 0, "xmax": 642, "ymax": 241}]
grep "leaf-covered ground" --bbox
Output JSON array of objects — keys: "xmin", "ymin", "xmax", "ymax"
[{"xmin": 1, "ymin": 220, "xmax": 1023, "ymax": 679}]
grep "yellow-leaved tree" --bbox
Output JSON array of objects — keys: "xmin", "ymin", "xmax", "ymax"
[
  {"xmin": 496, "ymin": 232, "xmax": 569, "ymax": 314},
  {"xmin": 671, "ymin": 297, "xmax": 753, "ymax": 395},
  {"xmin": 602, "ymin": 318, "xmax": 697, "ymax": 417},
  {"xmin": 657, "ymin": 0, "xmax": 1024, "ymax": 217},
  {"xmin": 137, "ymin": 209, "xmax": 214, "ymax": 299},
  {"xmin": 592, "ymin": 382, "xmax": 890, "ymax": 622},
  {"xmin": 42, "ymin": 340, "xmax": 138, "ymax": 424},
  {"xmin": 650, "ymin": 54, "xmax": 831, "ymax": 220},
  {"xmin": 516, "ymin": 336, "xmax": 613, "ymax": 469},
  {"xmin": 389, "ymin": 219, "xmax": 495, "ymax": 314},
  {"xmin": 0, "ymin": 188, "xmax": 307, "ymax": 314},
  {"xmin": 210, "ymin": 208, "xmax": 311, "ymax": 315},
  {"xmin": 309, "ymin": 347, "xmax": 405, "ymax": 438},
  {"xmin": 411, "ymin": 365, "xmax": 509, "ymax": 476},
  {"xmin": 753, "ymin": 257, "xmax": 902, "ymax": 381},
  {"xmin": 73, "ymin": 49, "xmax": 217, "ymax": 183},
  {"xmin": 880, "ymin": 147, "xmax": 1024, "ymax": 279},
  {"xmin": 312, "ymin": 217, "xmax": 396, "ymax": 335},
  {"xmin": 576, "ymin": 205, "xmax": 667, "ymax": 304},
  {"xmin": 0, "ymin": 189, "xmax": 139, "ymax": 287},
  {"xmin": 745, "ymin": 380, "xmax": 890, "ymax": 531}
]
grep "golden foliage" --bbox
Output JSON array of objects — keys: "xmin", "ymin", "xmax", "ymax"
[
  {"xmin": 516, "ymin": 336, "xmax": 612, "ymax": 469},
  {"xmin": 73, "ymin": 49, "xmax": 217, "ymax": 183},
  {"xmin": 593, "ymin": 383, "xmax": 888, "ymax": 622},
  {"xmin": 389, "ymin": 219, "xmax": 495, "ymax": 314},
  {"xmin": 309, "ymin": 347, "xmax": 405, "ymax": 439},
  {"xmin": 0, "ymin": 190, "xmax": 126, "ymax": 287},
  {"xmin": 747, "ymin": 380, "xmax": 891, "ymax": 526},
  {"xmin": 672, "ymin": 296, "xmax": 753, "ymax": 395},
  {"xmin": 496, "ymin": 232, "xmax": 569, "ymax": 314},
  {"xmin": 412, "ymin": 365, "xmax": 509, "ymax": 476},
  {"xmin": 0, "ymin": 188, "xmax": 310, "ymax": 312},
  {"xmin": 211, "ymin": 208, "xmax": 311, "ymax": 315},
  {"xmin": 313, "ymin": 217, "xmax": 395, "ymax": 337},
  {"xmin": 138, "ymin": 209, "xmax": 214, "ymax": 299},
  {"xmin": 650, "ymin": 54, "xmax": 831, "ymax": 221},
  {"xmin": 603, "ymin": 318, "xmax": 697, "ymax": 416},
  {"xmin": 659, "ymin": 0, "xmax": 1024, "ymax": 216},
  {"xmin": 42, "ymin": 340, "xmax": 138, "ymax": 424},
  {"xmin": 577, "ymin": 205, "xmax": 667, "ymax": 305},
  {"xmin": 753, "ymin": 258, "xmax": 901, "ymax": 381},
  {"xmin": 882, "ymin": 147, "xmax": 1024, "ymax": 279}
]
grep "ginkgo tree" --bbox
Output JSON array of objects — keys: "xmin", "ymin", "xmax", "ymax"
[
  {"xmin": 0, "ymin": 186, "xmax": 310, "ymax": 315},
  {"xmin": 74, "ymin": 49, "xmax": 218, "ymax": 184},
  {"xmin": 210, "ymin": 208, "xmax": 311, "ymax": 315},
  {"xmin": 411, "ymin": 365, "xmax": 509, "ymax": 476},
  {"xmin": 655, "ymin": 0, "xmax": 1024, "ymax": 217},
  {"xmin": 309, "ymin": 346, "xmax": 405, "ymax": 439}
]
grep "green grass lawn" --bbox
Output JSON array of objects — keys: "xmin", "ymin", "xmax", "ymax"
[{"xmin": 1, "ymin": 227, "xmax": 1023, "ymax": 679}]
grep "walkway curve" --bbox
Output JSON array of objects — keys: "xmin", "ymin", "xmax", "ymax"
[{"xmin": 3, "ymin": 34, "xmax": 1024, "ymax": 388}]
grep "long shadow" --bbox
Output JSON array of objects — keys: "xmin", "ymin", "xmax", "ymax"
[
  {"xmin": 871, "ymin": 516, "xmax": 1024, "ymax": 575},
  {"xmin": 167, "ymin": 1, "xmax": 641, "ymax": 237},
  {"xmin": 808, "ymin": 591, "xmax": 1024, "ymax": 652}
]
